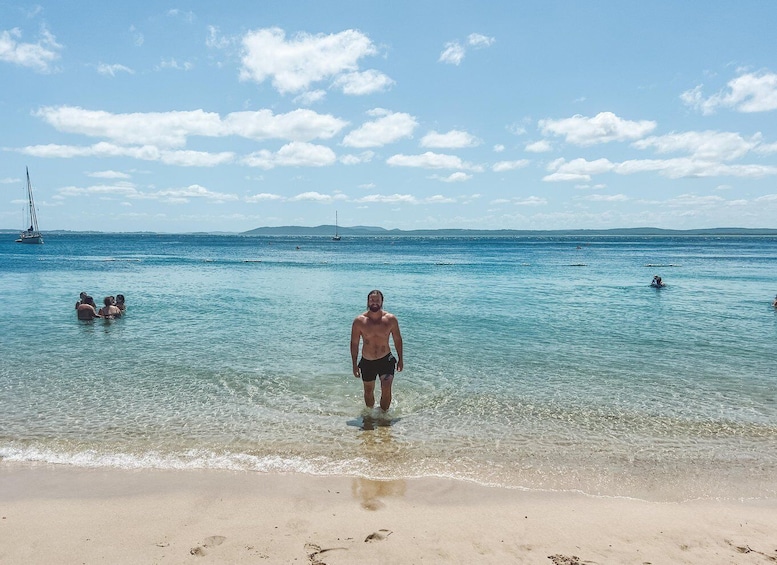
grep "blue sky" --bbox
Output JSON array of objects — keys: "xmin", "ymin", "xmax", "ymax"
[{"xmin": 2, "ymin": 1, "xmax": 777, "ymax": 233}]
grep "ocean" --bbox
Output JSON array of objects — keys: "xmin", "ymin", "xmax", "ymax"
[{"xmin": 1, "ymin": 233, "xmax": 776, "ymax": 502}]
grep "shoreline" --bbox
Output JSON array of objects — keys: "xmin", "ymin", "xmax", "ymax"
[{"xmin": 2, "ymin": 463, "xmax": 776, "ymax": 564}]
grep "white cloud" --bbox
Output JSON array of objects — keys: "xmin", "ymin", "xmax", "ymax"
[
  {"xmin": 340, "ymin": 151, "xmax": 374, "ymax": 165},
  {"xmin": 293, "ymin": 90, "xmax": 326, "ymax": 105},
  {"xmin": 513, "ymin": 196, "xmax": 547, "ymax": 206},
  {"xmin": 342, "ymin": 108, "xmax": 417, "ymax": 147},
  {"xmin": 97, "ymin": 63, "xmax": 134, "ymax": 76},
  {"xmin": 633, "ymin": 131, "xmax": 762, "ymax": 161},
  {"xmin": 681, "ymin": 71, "xmax": 777, "ymax": 114},
  {"xmin": 437, "ymin": 172, "xmax": 472, "ymax": 182},
  {"xmin": 539, "ymin": 112, "xmax": 657, "ymax": 146},
  {"xmin": 355, "ymin": 193, "xmax": 418, "ymax": 204},
  {"xmin": 493, "ymin": 144, "xmax": 505, "ymax": 153},
  {"xmin": 289, "ymin": 191, "xmax": 339, "ymax": 202},
  {"xmin": 245, "ymin": 192, "xmax": 284, "ymax": 203},
  {"xmin": 492, "ymin": 159, "xmax": 530, "ymax": 172},
  {"xmin": 152, "ymin": 184, "xmax": 238, "ymax": 203},
  {"xmin": 0, "ymin": 27, "xmax": 62, "ymax": 73},
  {"xmin": 239, "ymin": 27, "xmax": 377, "ymax": 94},
  {"xmin": 223, "ymin": 108, "xmax": 347, "ymax": 141},
  {"xmin": 387, "ymin": 151, "xmax": 481, "ymax": 171},
  {"xmin": 544, "ymin": 156, "xmax": 777, "ymax": 182},
  {"xmin": 439, "ymin": 42, "xmax": 465, "ymax": 65},
  {"xmin": 584, "ymin": 194, "xmax": 629, "ymax": 202},
  {"xmin": 242, "ymin": 141, "xmax": 337, "ymax": 169},
  {"xmin": 20, "ymin": 141, "xmax": 235, "ymax": 167},
  {"xmin": 34, "ymin": 106, "xmax": 348, "ymax": 146},
  {"xmin": 420, "ymin": 130, "xmax": 481, "ymax": 148},
  {"xmin": 332, "ymin": 69, "xmax": 395, "ymax": 95},
  {"xmin": 525, "ymin": 140, "xmax": 552, "ymax": 153},
  {"xmin": 87, "ymin": 170, "xmax": 131, "ymax": 179},
  {"xmin": 439, "ymin": 33, "xmax": 495, "ymax": 65},
  {"xmin": 156, "ymin": 58, "xmax": 194, "ymax": 71},
  {"xmin": 467, "ymin": 33, "xmax": 495, "ymax": 48}
]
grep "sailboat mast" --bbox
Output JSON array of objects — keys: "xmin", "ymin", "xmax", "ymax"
[{"xmin": 26, "ymin": 167, "xmax": 40, "ymax": 231}]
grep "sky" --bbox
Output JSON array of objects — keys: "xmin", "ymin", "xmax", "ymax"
[{"xmin": 2, "ymin": 1, "xmax": 777, "ymax": 233}]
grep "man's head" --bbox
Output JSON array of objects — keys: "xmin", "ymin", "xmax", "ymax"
[{"xmin": 367, "ymin": 289, "xmax": 384, "ymax": 312}]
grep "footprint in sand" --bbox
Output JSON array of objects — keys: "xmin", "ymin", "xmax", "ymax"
[
  {"xmin": 547, "ymin": 555, "xmax": 582, "ymax": 565},
  {"xmin": 364, "ymin": 529, "xmax": 392, "ymax": 542},
  {"xmin": 190, "ymin": 535, "xmax": 227, "ymax": 556},
  {"xmin": 305, "ymin": 542, "xmax": 348, "ymax": 564}
]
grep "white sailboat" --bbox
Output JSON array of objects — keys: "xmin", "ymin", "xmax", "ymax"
[
  {"xmin": 332, "ymin": 210, "xmax": 341, "ymax": 241},
  {"xmin": 16, "ymin": 167, "xmax": 44, "ymax": 244}
]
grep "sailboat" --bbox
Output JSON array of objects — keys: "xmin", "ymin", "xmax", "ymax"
[
  {"xmin": 332, "ymin": 210, "xmax": 341, "ymax": 241},
  {"xmin": 15, "ymin": 167, "xmax": 44, "ymax": 244}
]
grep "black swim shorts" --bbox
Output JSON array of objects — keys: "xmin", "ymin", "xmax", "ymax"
[{"xmin": 358, "ymin": 353, "xmax": 396, "ymax": 382}]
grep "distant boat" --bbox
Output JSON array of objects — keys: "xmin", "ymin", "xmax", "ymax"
[
  {"xmin": 332, "ymin": 211, "xmax": 341, "ymax": 241},
  {"xmin": 15, "ymin": 168, "xmax": 43, "ymax": 244}
]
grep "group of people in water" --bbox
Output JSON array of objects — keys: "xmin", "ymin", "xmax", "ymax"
[{"xmin": 75, "ymin": 292, "xmax": 126, "ymax": 320}]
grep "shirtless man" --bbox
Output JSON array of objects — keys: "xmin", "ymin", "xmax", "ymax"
[
  {"xmin": 350, "ymin": 290, "xmax": 403, "ymax": 411},
  {"xmin": 76, "ymin": 296, "xmax": 101, "ymax": 320}
]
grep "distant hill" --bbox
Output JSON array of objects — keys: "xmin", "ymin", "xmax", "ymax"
[{"xmin": 241, "ymin": 225, "xmax": 777, "ymax": 237}]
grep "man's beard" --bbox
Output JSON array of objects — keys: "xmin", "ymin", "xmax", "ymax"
[{"xmin": 369, "ymin": 304, "xmax": 381, "ymax": 312}]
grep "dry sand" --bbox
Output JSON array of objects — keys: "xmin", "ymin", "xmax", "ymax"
[{"xmin": 1, "ymin": 464, "xmax": 776, "ymax": 564}]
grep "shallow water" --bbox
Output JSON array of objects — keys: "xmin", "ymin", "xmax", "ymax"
[{"xmin": 1, "ymin": 233, "xmax": 776, "ymax": 501}]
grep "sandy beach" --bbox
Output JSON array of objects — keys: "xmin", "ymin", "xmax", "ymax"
[{"xmin": 1, "ymin": 464, "xmax": 775, "ymax": 564}]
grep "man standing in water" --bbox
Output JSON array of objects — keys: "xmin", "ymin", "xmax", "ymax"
[{"xmin": 351, "ymin": 290, "xmax": 403, "ymax": 412}]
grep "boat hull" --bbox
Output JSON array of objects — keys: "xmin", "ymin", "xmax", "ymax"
[{"xmin": 16, "ymin": 233, "xmax": 44, "ymax": 244}]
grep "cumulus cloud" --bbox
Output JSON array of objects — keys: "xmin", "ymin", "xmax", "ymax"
[
  {"xmin": 289, "ymin": 191, "xmax": 344, "ymax": 202},
  {"xmin": 387, "ymin": 151, "xmax": 482, "ymax": 171},
  {"xmin": 681, "ymin": 71, "xmax": 777, "ymax": 114},
  {"xmin": 543, "ymin": 156, "xmax": 777, "ymax": 182},
  {"xmin": 332, "ymin": 69, "xmax": 395, "ymax": 95},
  {"xmin": 439, "ymin": 32, "xmax": 495, "ymax": 65},
  {"xmin": 342, "ymin": 108, "xmax": 418, "ymax": 147},
  {"xmin": 525, "ymin": 140, "xmax": 552, "ymax": 153},
  {"xmin": 436, "ymin": 172, "xmax": 472, "ymax": 182},
  {"xmin": 492, "ymin": 159, "xmax": 530, "ymax": 172},
  {"xmin": 20, "ymin": 141, "xmax": 235, "ymax": 167},
  {"xmin": 239, "ymin": 27, "xmax": 379, "ymax": 94},
  {"xmin": 87, "ymin": 170, "xmax": 131, "ymax": 179},
  {"xmin": 58, "ymin": 182, "xmax": 237, "ymax": 203},
  {"xmin": 242, "ymin": 141, "xmax": 337, "ymax": 169},
  {"xmin": 354, "ymin": 193, "xmax": 418, "ymax": 204},
  {"xmin": 245, "ymin": 192, "xmax": 284, "ymax": 203},
  {"xmin": 0, "ymin": 27, "xmax": 62, "ymax": 73},
  {"xmin": 583, "ymin": 194, "xmax": 629, "ymax": 202},
  {"xmin": 420, "ymin": 130, "xmax": 481, "ymax": 148},
  {"xmin": 340, "ymin": 150, "xmax": 374, "ymax": 165},
  {"xmin": 539, "ymin": 112, "xmax": 656, "ymax": 146},
  {"xmin": 34, "ymin": 106, "xmax": 348, "ymax": 146},
  {"xmin": 633, "ymin": 131, "xmax": 762, "ymax": 161}
]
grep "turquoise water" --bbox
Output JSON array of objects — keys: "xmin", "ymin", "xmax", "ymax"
[{"xmin": 1, "ymin": 233, "xmax": 776, "ymax": 501}]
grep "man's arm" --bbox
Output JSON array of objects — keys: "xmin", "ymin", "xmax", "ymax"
[
  {"xmin": 350, "ymin": 319, "xmax": 361, "ymax": 378},
  {"xmin": 391, "ymin": 317, "xmax": 403, "ymax": 372}
]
